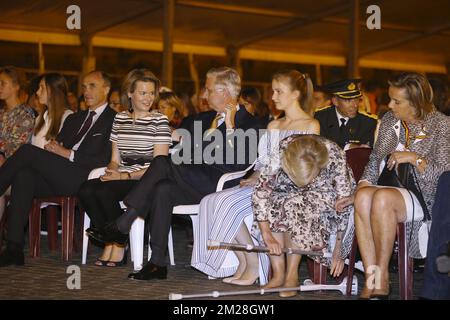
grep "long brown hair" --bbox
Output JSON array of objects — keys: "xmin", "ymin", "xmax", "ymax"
[
  {"xmin": 34, "ymin": 73, "xmax": 69, "ymax": 140},
  {"xmin": 272, "ymin": 69, "xmax": 314, "ymax": 116}
]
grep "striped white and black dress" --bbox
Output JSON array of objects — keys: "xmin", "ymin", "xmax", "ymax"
[
  {"xmin": 191, "ymin": 130, "xmax": 307, "ymax": 284},
  {"xmin": 110, "ymin": 111, "xmax": 172, "ymax": 173}
]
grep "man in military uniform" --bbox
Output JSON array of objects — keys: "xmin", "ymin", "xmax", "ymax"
[{"xmin": 314, "ymin": 79, "xmax": 377, "ymax": 150}]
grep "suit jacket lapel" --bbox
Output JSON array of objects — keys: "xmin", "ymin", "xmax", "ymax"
[
  {"xmin": 87, "ymin": 106, "xmax": 111, "ymax": 134},
  {"xmin": 78, "ymin": 106, "xmax": 112, "ymax": 147},
  {"xmin": 65, "ymin": 110, "xmax": 89, "ymax": 148}
]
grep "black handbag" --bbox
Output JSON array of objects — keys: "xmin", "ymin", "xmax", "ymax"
[{"xmin": 377, "ymin": 156, "xmax": 431, "ymax": 221}]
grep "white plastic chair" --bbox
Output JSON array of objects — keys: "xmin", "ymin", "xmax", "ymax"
[
  {"xmin": 173, "ymin": 161, "xmax": 257, "ymax": 273},
  {"xmin": 81, "ymin": 167, "xmax": 175, "ymax": 271}
]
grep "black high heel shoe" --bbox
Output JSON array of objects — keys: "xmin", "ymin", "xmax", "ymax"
[
  {"xmin": 88, "ymin": 222, "xmax": 129, "ymax": 246},
  {"xmin": 94, "ymin": 258, "xmax": 109, "ymax": 267},
  {"xmin": 106, "ymin": 247, "xmax": 129, "ymax": 267}
]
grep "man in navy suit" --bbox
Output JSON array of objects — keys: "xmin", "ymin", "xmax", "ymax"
[
  {"xmin": 0, "ymin": 71, "xmax": 116, "ymax": 267},
  {"xmin": 314, "ymin": 79, "xmax": 377, "ymax": 150},
  {"xmin": 88, "ymin": 67, "xmax": 261, "ymax": 280}
]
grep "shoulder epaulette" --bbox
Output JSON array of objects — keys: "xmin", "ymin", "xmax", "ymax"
[
  {"xmin": 359, "ymin": 110, "xmax": 378, "ymax": 120},
  {"xmin": 315, "ymin": 105, "xmax": 332, "ymax": 113}
]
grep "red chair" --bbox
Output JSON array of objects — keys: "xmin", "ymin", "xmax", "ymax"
[
  {"xmin": 28, "ymin": 196, "xmax": 80, "ymax": 261},
  {"xmin": 307, "ymin": 147, "xmax": 371, "ymax": 290},
  {"xmin": 396, "ymin": 222, "xmax": 414, "ymax": 299},
  {"xmin": 344, "ymin": 148, "xmax": 415, "ymax": 299}
]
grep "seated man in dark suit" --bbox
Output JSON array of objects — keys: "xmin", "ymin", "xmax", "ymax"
[
  {"xmin": 314, "ymin": 79, "xmax": 377, "ymax": 150},
  {"xmin": 420, "ymin": 171, "xmax": 450, "ymax": 299},
  {"xmin": 0, "ymin": 71, "xmax": 116, "ymax": 267},
  {"xmin": 88, "ymin": 67, "xmax": 261, "ymax": 280}
]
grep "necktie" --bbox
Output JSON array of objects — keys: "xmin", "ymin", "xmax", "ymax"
[
  {"xmin": 205, "ymin": 113, "xmax": 223, "ymax": 136},
  {"xmin": 339, "ymin": 118, "xmax": 347, "ymax": 132},
  {"xmin": 72, "ymin": 111, "xmax": 96, "ymax": 145}
]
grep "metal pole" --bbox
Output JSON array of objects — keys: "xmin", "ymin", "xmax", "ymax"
[
  {"xmin": 348, "ymin": 0, "xmax": 360, "ymax": 78},
  {"xmin": 163, "ymin": 0, "xmax": 175, "ymax": 88}
]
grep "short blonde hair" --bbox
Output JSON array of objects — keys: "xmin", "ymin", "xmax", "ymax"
[{"xmin": 281, "ymin": 135, "xmax": 329, "ymax": 187}]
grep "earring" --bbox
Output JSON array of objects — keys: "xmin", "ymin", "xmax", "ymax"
[{"xmin": 128, "ymin": 97, "xmax": 133, "ymax": 113}]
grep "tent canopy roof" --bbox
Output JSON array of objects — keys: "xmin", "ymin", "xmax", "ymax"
[{"xmin": 1, "ymin": 0, "xmax": 449, "ymax": 73}]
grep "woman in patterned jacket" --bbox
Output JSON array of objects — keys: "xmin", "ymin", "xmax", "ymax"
[
  {"xmin": 252, "ymin": 134, "xmax": 355, "ymax": 298},
  {"xmin": 337, "ymin": 72, "xmax": 450, "ymax": 299},
  {"xmin": 0, "ymin": 66, "xmax": 35, "ymax": 222}
]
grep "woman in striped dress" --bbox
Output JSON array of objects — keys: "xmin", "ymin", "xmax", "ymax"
[
  {"xmin": 78, "ymin": 69, "xmax": 171, "ymax": 267},
  {"xmin": 191, "ymin": 70, "xmax": 320, "ymax": 285}
]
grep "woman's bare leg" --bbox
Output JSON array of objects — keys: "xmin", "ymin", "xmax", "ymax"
[
  {"xmin": 354, "ymin": 186, "xmax": 378, "ymax": 298},
  {"xmin": 263, "ymin": 232, "xmax": 285, "ymax": 289},
  {"xmin": 108, "ymin": 244, "xmax": 126, "ymax": 262},
  {"xmin": 279, "ymin": 233, "xmax": 301, "ymax": 297},
  {"xmin": 230, "ymin": 224, "xmax": 259, "ymax": 285},
  {"xmin": 370, "ymin": 188, "xmax": 407, "ymax": 295},
  {"xmin": 95, "ymin": 244, "xmax": 113, "ymax": 265},
  {"xmin": 222, "ymin": 241, "xmax": 247, "ymax": 283}
]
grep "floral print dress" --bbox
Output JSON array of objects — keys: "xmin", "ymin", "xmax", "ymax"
[
  {"xmin": 251, "ymin": 134, "xmax": 356, "ymax": 266},
  {"xmin": 0, "ymin": 104, "xmax": 35, "ymax": 158}
]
